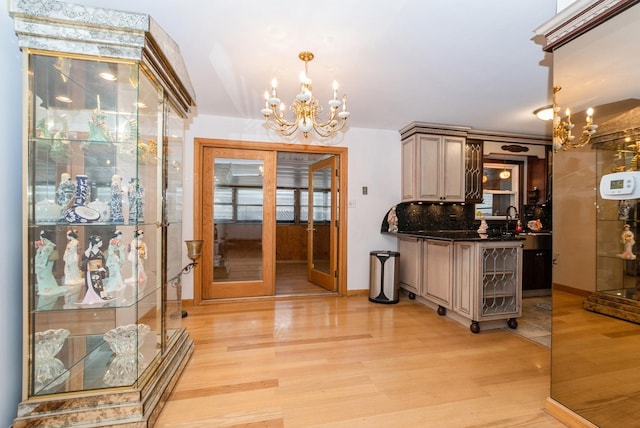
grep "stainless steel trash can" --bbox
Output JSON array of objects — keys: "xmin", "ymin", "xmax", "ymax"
[{"xmin": 369, "ymin": 250, "xmax": 400, "ymax": 304}]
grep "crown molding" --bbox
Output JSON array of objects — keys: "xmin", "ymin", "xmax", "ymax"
[{"xmin": 534, "ymin": 0, "xmax": 640, "ymax": 52}]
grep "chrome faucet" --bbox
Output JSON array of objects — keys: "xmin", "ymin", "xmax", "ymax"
[{"xmin": 505, "ymin": 205, "xmax": 518, "ymax": 233}]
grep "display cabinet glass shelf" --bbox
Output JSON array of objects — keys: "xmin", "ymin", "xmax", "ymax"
[{"xmin": 11, "ymin": 1, "xmax": 195, "ymax": 426}]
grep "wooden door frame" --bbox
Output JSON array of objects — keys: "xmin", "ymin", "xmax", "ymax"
[{"xmin": 193, "ymin": 138, "xmax": 348, "ymax": 304}]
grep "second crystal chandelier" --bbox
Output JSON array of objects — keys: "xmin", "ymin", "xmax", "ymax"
[{"xmin": 261, "ymin": 51, "xmax": 350, "ymax": 138}]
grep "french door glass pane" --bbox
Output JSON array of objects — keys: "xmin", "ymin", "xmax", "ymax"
[{"xmin": 213, "ymin": 157, "xmax": 263, "ymax": 282}]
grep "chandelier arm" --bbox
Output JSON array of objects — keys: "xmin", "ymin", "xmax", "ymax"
[
  {"xmin": 264, "ymin": 118, "xmax": 299, "ymax": 136},
  {"xmin": 311, "ymin": 107, "xmax": 339, "ymax": 129},
  {"xmin": 267, "ymin": 105, "xmax": 297, "ymax": 128},
  {"xmin": 312, "ymin": 119, "xmax": 348, "ymax": 138}
]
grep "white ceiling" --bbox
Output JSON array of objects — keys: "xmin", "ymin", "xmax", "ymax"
[{"xmin": 62, "ymin": 0, "xmax": 559, "ymax": 137}]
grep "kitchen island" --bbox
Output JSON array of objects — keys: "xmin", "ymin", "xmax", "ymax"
[{"xmin": 392, "ymin": 230, "xmax": 524, "ymax": 333}]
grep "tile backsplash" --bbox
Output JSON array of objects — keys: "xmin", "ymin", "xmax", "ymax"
[{"xmin": 381, "ymin": 202, "xmax": 476, "ymax": 233}]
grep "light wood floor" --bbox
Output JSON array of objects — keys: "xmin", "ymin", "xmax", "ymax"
[
  {"xmin": 275, "ymin": 262, "xmax": 334, "ymax": 296},
  {"xmin": 155, "ymin": 293, "xmax": 564, "ymax": 427},
  {"xmin": 551, "ymin": 289, "xmax": 640, "ymax": 427}
]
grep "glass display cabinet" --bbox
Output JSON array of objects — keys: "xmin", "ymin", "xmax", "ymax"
[
  {"xmin": 10, "ymin": 1, "xmax": 195, "ymax": 426},
  {"xmin": 587, "ymin": 130, "xmax": 640, "ymax": 323},
  {"xmin": 595, "ymin": 145, "xmax": 638, "ymax": 294}
]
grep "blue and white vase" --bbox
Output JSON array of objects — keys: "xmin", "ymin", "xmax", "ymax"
[{"xmin": 75, "ymin": 175, "xmax": 89, "ymax": 206}]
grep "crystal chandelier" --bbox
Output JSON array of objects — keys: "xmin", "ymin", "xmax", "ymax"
[
  {"xmin": 261, "ymin": 51, "xmax": 350, "ymax": 138},
  {"xmin": 549, "ymin": 86, "xmax": 598, "ymax": 152}
]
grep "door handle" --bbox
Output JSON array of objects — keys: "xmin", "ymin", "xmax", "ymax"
[{"xmin": 307, "ymin": 228, "xmax": 317, "ymax": 232}]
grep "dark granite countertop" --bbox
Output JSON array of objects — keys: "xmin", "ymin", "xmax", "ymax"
[{"xmin": 387, "ymin": 230, "xmax": 525, "ymax": 242}]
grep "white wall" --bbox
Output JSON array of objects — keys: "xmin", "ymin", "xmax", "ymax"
[
  {"xmin": 181, "ymin": 115, "xmax": 402, "ymax": 298},
  {"xmin": 0, "ymin": 1, "xmax": 26, "ymax": 424}
]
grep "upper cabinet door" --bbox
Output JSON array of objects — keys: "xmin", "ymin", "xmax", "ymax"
[
  {"xmin": 416, "ymin": 134, "xmax": 442, "ymax": 200},
  {"xmin": 402, "ymin": 133, "xmax": 465, "ymax": 202},
  {"xmin": 401, "ymin": 137, "xmax": 417, "ymax": 201},
  {"xmin": 440, "ymin": 136, "xmax": 465, "ymax": 201}
]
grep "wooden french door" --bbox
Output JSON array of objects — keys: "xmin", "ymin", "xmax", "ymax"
[
  {"xmin": 307, "ymin": 156, "xmax": 338, "ymax": 291},
  {"xmin": 201, "ymin": 147, "xmax": 276, "ymax": 298}
]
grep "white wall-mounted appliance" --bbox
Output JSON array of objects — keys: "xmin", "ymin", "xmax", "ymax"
[{"xmin": 600, "ymin": 171, "xmax": 640, "ymax": 200}]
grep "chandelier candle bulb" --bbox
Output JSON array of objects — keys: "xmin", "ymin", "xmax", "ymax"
[{"xmin": 586, "ymin": 108, "xmax": 594, "ymax": 124}]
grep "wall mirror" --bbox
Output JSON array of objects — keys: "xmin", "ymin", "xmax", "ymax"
[{"xmin": 543, "ymin": 2, "xmax": 640, "ymax": 426}]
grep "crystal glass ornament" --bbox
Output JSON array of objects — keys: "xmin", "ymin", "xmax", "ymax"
[
  {"xmin": 34, "ymin": 328, "xmax": 70, "ymax": 393},
  {"xmin": 103, "ymin": 324, "xmax": 150, "ymax": 386}
]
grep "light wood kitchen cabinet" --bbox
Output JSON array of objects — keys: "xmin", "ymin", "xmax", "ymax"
[
  {"xmin": 401, "ymin": 133, "xmax": 466, "ymax": 202},
  {"xmin": 398, "ymin": 237, "xmax": 422, "ymax": 297},
  {"xmin": 453, "ymin": 241, "xmax": 522, "ymax": 333},
  {"xmin": 422, "ymin": 240, "xmax": 454, "ymax": 312},
  {"xmin": 453, "ymin": 241, "xmax": 476, "ymax": 319},
  {"xmin": 397, "ymin": 233, "xmax": 522, "ymax": 334},
  {"xmin": 464, "ymin": 140, "xmax": 483, "ymax": 203}
]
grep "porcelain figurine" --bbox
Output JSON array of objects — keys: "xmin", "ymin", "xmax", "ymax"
[
  {"xmin": 387, "ymin": 206, "xmax": 398, "ymax": 233},
  {"xmin": 50, "ymin": 114, "xmax": 70, "ymax": 162},
  {"xmin": 87, "ymin": 95, "xmax": 113, "ymax": 144},
  {"xmin": 63, "ymin": 230, "xmax": 83, "ymax": 285},
  {"xmin": 127, "ymin": 178, "xmax": 145, "ymax": 223},
  {"xmin": 110, "ymin": 175, "xmax": 124, "ymax": 223},
  {"xmin": 126, "ymin": 229, "xmax": 147, "ymax": 284},
  {"xmin": 34, "ymin": 230, "xmax": 64, "ymax": 296},
  {"xmin": 618, "ymin": 200, "xmax": 630, "ymax": 220},
  {"xmin": 477, "ymin": 212, "xmax": 489, "ymax": 234},
  {"xmin": 618, "ymin": 224, "xmax": 636, "ymax": 260},
  {"xmin": 55, "ymin": 172, "xmax": 75, "ymax": 212},
  {"xmin": 78, "ymin": 235, "xmax": 113, "ymax": 304},
  {"xmin": 106, "ymin": 230, "xmax": 126, "ymax": 291}
]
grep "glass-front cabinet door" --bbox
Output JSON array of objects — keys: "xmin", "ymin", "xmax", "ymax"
[
  {"xmin": 29, "ymin": 54, "xmax": 168, "ymax": 395},
  {"xmin": 11, "ymin": 2, "xmax": 195, "ymax": 426}
]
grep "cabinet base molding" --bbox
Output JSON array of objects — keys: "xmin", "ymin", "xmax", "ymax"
[
  {"xmin": 544, "ymin": 398, "xmax": 598, "ymax": 428},
  {"xmin": 13, "ymin": 329, "xmax": 194, "ymax": 428}
]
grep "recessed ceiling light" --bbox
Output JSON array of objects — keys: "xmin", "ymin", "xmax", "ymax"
[{"xmin": 55, "ymin": 95, "xmax": 72, "ymax": 103}]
